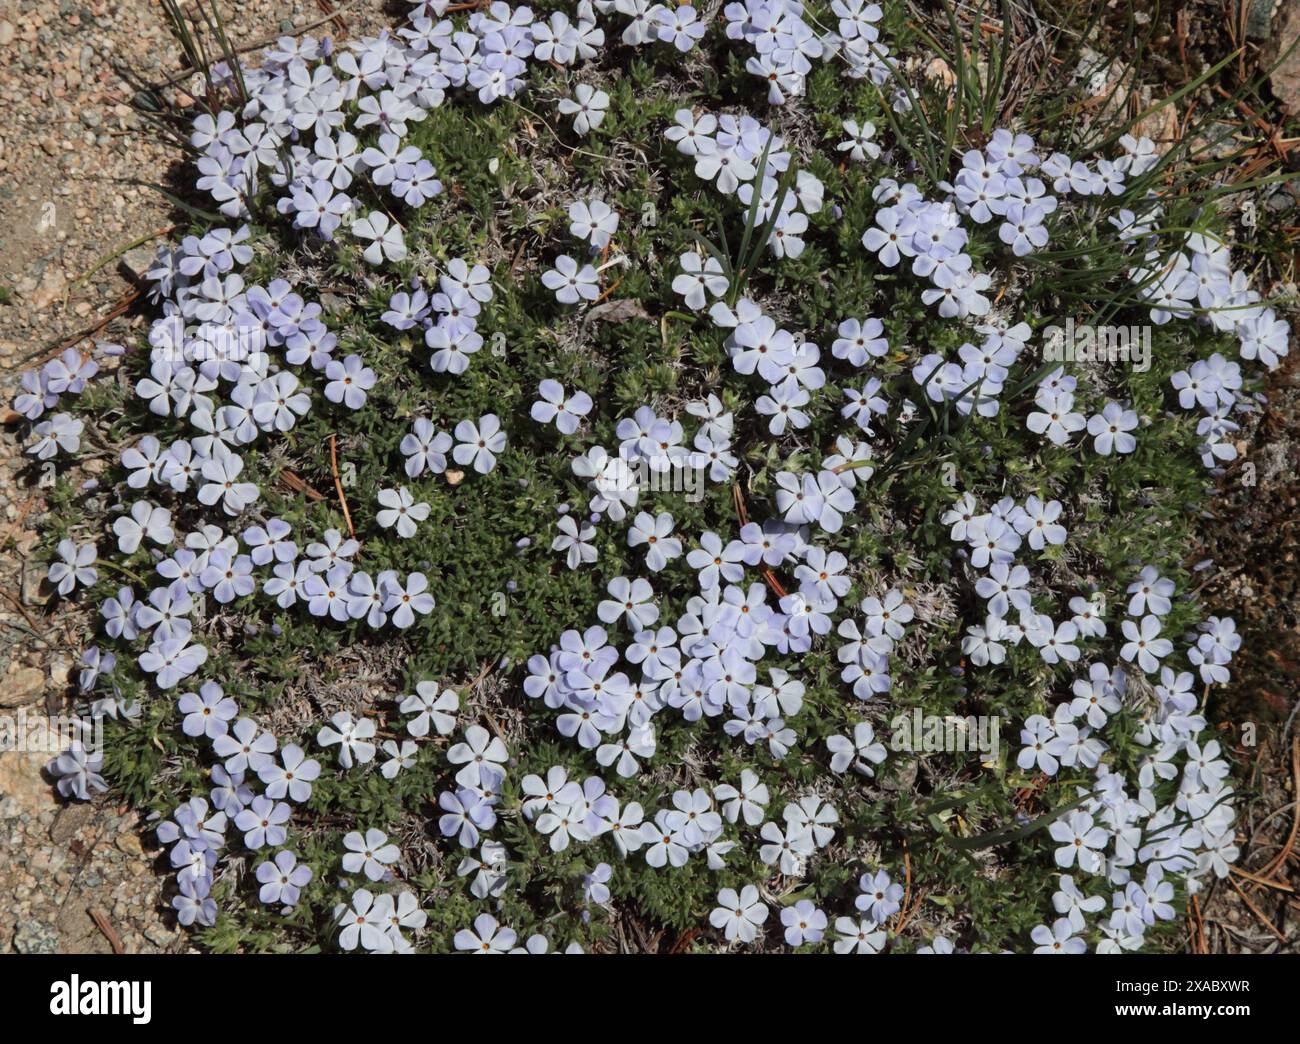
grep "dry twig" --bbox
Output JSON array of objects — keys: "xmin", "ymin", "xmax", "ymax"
[
  {"xmin": 88, "ymin": 908, "xmax": 126, "ymax": 954},
  {"xmin": 328, "ymin": 434, "xmax": 357, "ymax": 540}
]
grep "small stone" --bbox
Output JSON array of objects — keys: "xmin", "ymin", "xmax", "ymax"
[
  {"xmin": 1132, "ymin": 103, "xmax": 1179, "ymax": 153},
  {"xmin": 21, "ymin": 561, "xmax": 48, "ymax": 605},
  {"xmin": 0, "ymin": 664, "xmax": 44, "ymax": 708},
  {"xmin": 882, "ymin": 758, "xmax": 919, "ymax": 792},
  {"xmin": 118, "ymin": 243, "xmax": 156, "ymax": 284},
  {"xmin": 144, "ymin": 925, "xmax": 173, "ymax": 947},
  {"xmin": 1266, "ymin": 189, "xmax": 1295, "ymax": 213},
  {"xmin": 28, "ymin": 268, "xmax": 67, "ymax": 311},
  {"xmin": 13, "ymin": 921, "xmax": 59, "ymax": 954},
  {"xmin": 79, "ymin": 107, "xmax": 101, "ymax": 129},
  {"xmin": 49, "ymin": 802, "xmax": 95, "ymax": 843},
  {"xmin": 1268, "ymin": 1, "xmax": 1300, "ymax": 112},
  {"xmin": 0, "ymin": 20, "xmax": 14, "ymax": 46},
  {"xmin": 0, "ymin": 749, "xmax": 57, "ymax": 814},
  {"xmin": 114, "ymin": 831, "xmax": 143, "ymax": 857},
  {"xmin": 1247, "ymin": 0, "xmax": 1279, "ymax": 39},
  {"xmin": 48, "ymin": 656, "xmax": 71, "ymax": 690}
]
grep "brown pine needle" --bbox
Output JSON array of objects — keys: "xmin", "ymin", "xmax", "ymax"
[
  {"xmin": 1254, "ymin": 737, "xmax": 1300, "ymax": 884},
  {"xmin": 592, "ymin": 275, "xmax": 624, "ymax": 305},
  {"xmin": 1188, "ymin": 894, "xmax": 1208, "ymax": 953},
  {"xmin": 731, "ymin": 482, "xmax": 788, "ymax": 598},
  {"xmin": 895, "ymin": 889, "xmax": 929, "ymax": 936},
  {"xmin": 1231, "ymin": 865, "xmax": 1293, "ymax": 892},
  {"xmin": 895, "ymin": 844, "xmax": 912, "ymax": 929},
  {"xmin": 329, "ymin": 434, "xmax": 356, "ymax": 541},
  {"xmin": 24, "ymin": 288, "xmax": 143, "ymax": 367},
  {"xmin": 278, "ymin": 470, "xmax": 325, "ymax": 502},
  {"xmin": 88, "ymin": 908, "xmax": 126, "ymax": 954},
  {"xmin": 1228, "ymin": 876, "xmax": 1288, "ymax": 943}
]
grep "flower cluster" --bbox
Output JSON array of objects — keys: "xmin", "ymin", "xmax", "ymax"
[{"xmin": 19, "ymin": 0, "xmax": 1284, "ymax": 954}]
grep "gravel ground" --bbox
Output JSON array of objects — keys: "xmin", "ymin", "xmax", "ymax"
[
  {"xmin": 0, "ymin": 0, "xmax": 1295, "ymax": 953},
  {"xmin": 0, "ymin": 0, "xmax": 390, "ymax": 955},
  {"xmin": 1196, "ymin": 351, "xmax": 1300, "ymax": 952}
]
